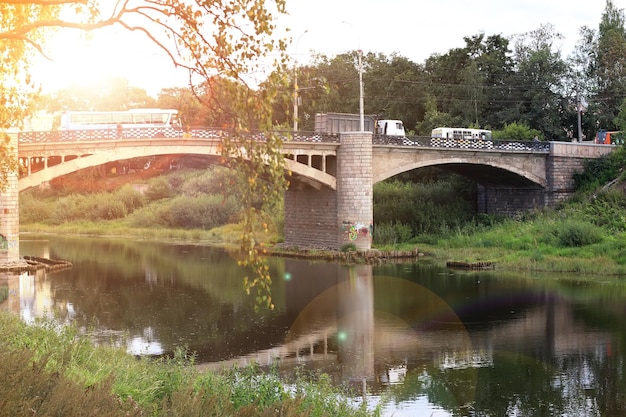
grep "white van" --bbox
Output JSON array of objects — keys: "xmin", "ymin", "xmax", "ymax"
[{"xmin": 376, "ymin": 119, "xmax": 405, "ymax": 136}]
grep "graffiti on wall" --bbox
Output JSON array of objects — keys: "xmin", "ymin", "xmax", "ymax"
[
  {"xmin": 0, "ymin": 233, "xmax": 17, "ymax": 251},
  {"xmin": 342, "ymin": 220, "xmax": 373, "ymax": 242}
]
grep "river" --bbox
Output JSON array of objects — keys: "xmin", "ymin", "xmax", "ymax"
[{"xmin": 4, "ymin": 234, "xmax": 626, "ymax": 416}]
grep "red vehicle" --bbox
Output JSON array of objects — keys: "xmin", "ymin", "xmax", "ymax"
[{"xmin": 595, "ymin": 130, "xmax": 624, "ymax": 144}]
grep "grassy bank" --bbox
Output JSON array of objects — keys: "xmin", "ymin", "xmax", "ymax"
[
  {"xmin": 22, "ymin": 210, "xmax": 626, "ymax": 276},
  {"xmin": 413, "ymin": 219, "xmax": 626, "ymax": 276},
  {"xmin": 21, "ymin": 220, "xmax": 248, "ymax": 247},
  {"xmin": 373, "ymin": 199, "xmax": 626, "ymax": 277},
  {"xmin": 0, "ymin": 312, "xmax": 379, "ymax": 416}
]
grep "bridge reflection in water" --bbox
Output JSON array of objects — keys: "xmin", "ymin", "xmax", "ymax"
[{"xmin": 194, "ymin": 262, "xmax": 609, "ymax": 397}]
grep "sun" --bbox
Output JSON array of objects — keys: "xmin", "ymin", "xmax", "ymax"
[
  {"xmin": 32, "ymin": 29, "xmax": 119, "ymax": 92},
  {"xmin": 32, "ymin": 26, "xmax": 183, "ymax": 95}
]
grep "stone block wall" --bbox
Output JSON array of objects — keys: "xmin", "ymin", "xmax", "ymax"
[
  {"xmin": 546, "ymin": 141, "xmax": 613, "ymax": 206},
  {"xmin": 545, "ymin": 155, "xmax": 587, "ymax": 207},
  {"xmin": 283, "ymin": 187, "xmax": 338, "ymax": 249},
  {"xmin": 477, "ymin": 185, "xmax": 546, "ymax": 215}
]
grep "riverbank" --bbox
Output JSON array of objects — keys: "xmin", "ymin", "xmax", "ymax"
[
  {"xmin": 20, "ymin": 223, "xmax": 427, "ymax": 264},
  {"xmin": 269, "ymin": 243, "xmax": 424, "ymax": 263},
  {"xmin": 17, "ymin": 167, "xmax": 626, "ymax": 278},
  {"xmin": 20, "ymin": 218, "xmax": 626, "ymax": 277}
]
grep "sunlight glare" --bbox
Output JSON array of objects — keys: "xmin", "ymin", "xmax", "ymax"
[{"xmin": 33, "ymin": 27, "xmax": 186, "ymax": 95}]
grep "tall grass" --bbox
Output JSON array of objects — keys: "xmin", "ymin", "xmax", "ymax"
[
  {"xmin": 415, "ymin": 211, "xmax": 626, "ymax": 275},
  {"xmin": 20, "ymin": 166, "xmax": 281, "ymax": 240},
  {"xmin": 0, "ymin": 312, "xmax": 380, "ymax": 417},
  {"xmin": 373, "ymin": 178, "xmax": 477, "ymax": 237}
]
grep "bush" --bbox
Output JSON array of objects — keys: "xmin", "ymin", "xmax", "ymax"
[
  {"xmin": 50, "ymin": 194, "xmax": 87, "ymax": 224},
  {"xmin": 115, "ymin": 185, "xmax": 146, "ymax": 212},
  {"xmin": 48, "ymin": 193, "xmax": 128, "ymax": 223},
  {"xmin": 492, "ymin": 121, "xmax": 542, "ymax": 141},
  {"xmin": 145, "ymin": 177, "xmax": 173, "ymax": 201},
  {"xmin": 553, "ymin": 221, "xmax": 603, "ymax": 247},
  {"xmin": 373, "ymin": 222, "xmax": 413, "ymax": 246},
  {"xmin": 573, "ymin": 145, "xmax": 626, "ymax": 192},
  {"xmin": 582, "ymin": 190, "xmax": 626, "ymax": 232},
  {"xmin": 89, "ymin": 195, "xmax": 128, "ymax": 220},
  {"xmin": 19, "ymin": 194, "xmax": 54, "ymax": 224},
  {"xmin": 340, "ymin": 243, "xmax": 357, "ymax": 252},
  {"xmin": 374, "ymin": 179, "xmax": 475, "ymax": 236},
  {"xmin": 182, "ymin": 167, "xmax": 234, "ymax": 196},
  {"xmin": 162, "ymin": 195, "xmax": 239, "ymax": 229},
  {"xmin": 127, "ymin": 201, "xmax": 170, "ymax": 228}
]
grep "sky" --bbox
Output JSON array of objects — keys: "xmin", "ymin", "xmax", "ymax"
[
  {"xmin": 283, "ymin": 0, "xmax": 612, "ymax": 64},
  {"xmin": 33, "ymin": 0, "xmax": 620, "ymax": 96}
]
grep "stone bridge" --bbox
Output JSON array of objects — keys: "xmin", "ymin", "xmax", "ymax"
[{"xmin": 1, "ymin": 128, "xmax": 615, "ymax": 262}]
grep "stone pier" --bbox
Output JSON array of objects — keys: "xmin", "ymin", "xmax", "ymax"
[
  {"xmin": 336, "ymin": 132, "xmax": 373, "ymax": 250},
  {"xmin": 0, "ymin": 132, "xmax": 20, "ymax": 263}
]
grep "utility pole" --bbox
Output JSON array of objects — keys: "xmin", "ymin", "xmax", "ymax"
[
  {"xmin": 358, "ymin": 48, "xmax": 364, "ymax": 132},
  {"xmin": 293, "ymin": 30, "xmax": 308, "ymax": 132},
  {"xmin": 577, "ymin": 92, "xmax": 583, "ymax": 142},
  {"xmin": 342, "ymin": 21, "xmax": 364, "ymax": 132}
]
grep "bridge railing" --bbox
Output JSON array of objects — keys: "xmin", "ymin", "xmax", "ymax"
[
  {"xmin": 18, "ymin": 127, "xmax": 185, "ymax": 142},
  {"xmin": 373, "ymin": 135, "xmax": 551, "ymax": 152},
  {"xmin": 17, "ymin": 128, "xmax": 342, "ymax": 144},
  {"xmin": 18, "ymin": 127, "xmax": 551, "ymax": 152}
]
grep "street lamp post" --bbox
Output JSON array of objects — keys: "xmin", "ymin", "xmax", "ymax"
[
  {"xmin": 293, "ymin": 30, "xmax": 308, "ymax": 132},
  {"xmin": 342, "ymin": 21, "xmax": 364, "ymax": 132},
  {"xmin": 357, "ymin": 48, "xmax": 364, "ymax": 132}
]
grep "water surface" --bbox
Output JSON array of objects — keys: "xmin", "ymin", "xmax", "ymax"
[{"xmin": 5, "ymin": 234, "xmax": 625, "ymax": 416}]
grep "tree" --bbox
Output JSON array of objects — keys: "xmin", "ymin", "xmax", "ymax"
[
  {"xmin": 466, "ymin": 33, "xmax": 515, "ymax": 129},
  {"xmin": 157, "ymin": 87, "xmax": 205, "ymax": 129},
  {"xmin": 423, "ymin": 47, "xmax": 473, "ymax": 124},
  {"xmin": 510, "ymin": 24, "xmax": 568, "ymax": 140},
  {"xmin": 309, "ymin": 52, "xmax": 363, "ymax": 114},
  {"xmin": 415, "ymin": 96, "xmax": 460, "ymax": 135},
  {"xmin": 613, "ymin": 96, "xmax": 626, "ymax": 132},
  {"xmin": 492, "ymin": 121, "xmax": 542, "ymax": 141},
  {"xmin": 0, "ymin": 1, "xmax": 57, "ymax": 190},
  {"xmin": 565, "ymin": 26, "xmax": 597, "ymax": 141},
  {"xmin": 420, "ymin": 33, "xmax": 515, "ymax": 131},
  {"xmin": 2, "ymin": 0, "xmax": 291, "ymax": 308},
  {"xmin": 364, "ymin": 53, "xmax": 426, "ymax": 133},
  {"xmin": 593, "ymin": 0, "xmax": 626, "ymax": 131},
  {"xmin": 282, "ymin": 51, "xmax": 426, "ymax": 132}
]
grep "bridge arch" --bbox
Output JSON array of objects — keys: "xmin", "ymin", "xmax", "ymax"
[
  {"xmin": 373, "ymin": 155, "xmax": 547, "ymax": 188},
  {"xmin": 19, "ymin": 142, "xmax": 337, "ymax": 191}
]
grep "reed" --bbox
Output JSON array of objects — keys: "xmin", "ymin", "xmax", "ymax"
[{"xmin": 0, "ymin": 312, "xmax": 380, "ymax": 417}]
